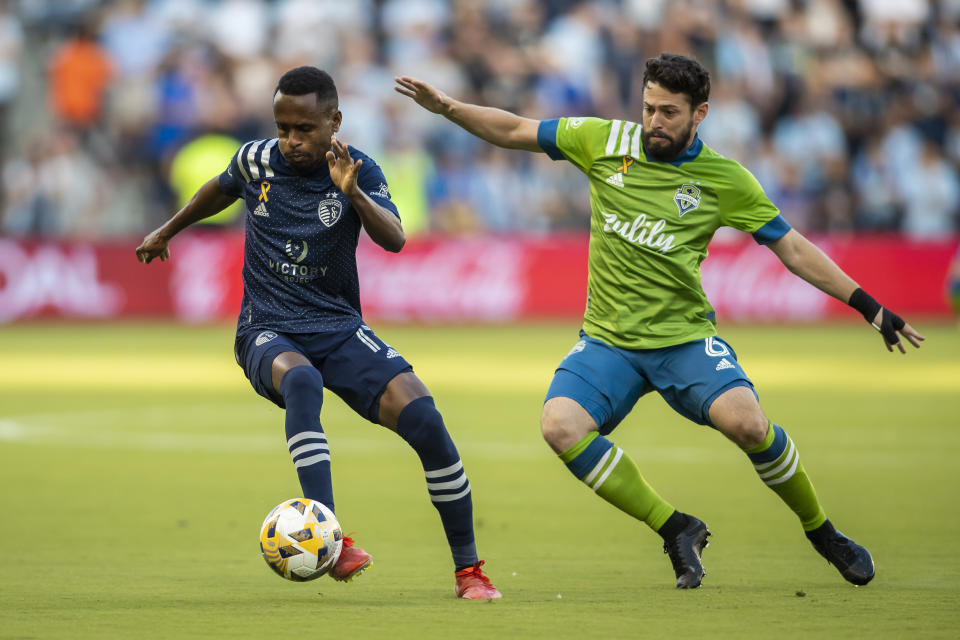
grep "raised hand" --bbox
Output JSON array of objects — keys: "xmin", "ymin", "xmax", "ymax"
[
  {"xmin": 326, "ymin": 136, "xmax": 361, "ymax": 196},
  {"xmin": 394, "ymin": 76, "xmax": 450, "ymax": 114}
]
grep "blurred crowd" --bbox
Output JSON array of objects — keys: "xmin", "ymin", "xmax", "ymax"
[{"xmin": 1, "ymin": 0, "xmax": 960, "ymax": 239}]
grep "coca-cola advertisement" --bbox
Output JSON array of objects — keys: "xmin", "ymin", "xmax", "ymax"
[{"xmin": 0, "ymin": 233, "xmax": 955, "ymax": 323}]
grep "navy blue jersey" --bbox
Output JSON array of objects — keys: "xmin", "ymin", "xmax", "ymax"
[{"xmin": 219, "ymin": 138, "xmax": 399, "ymax": 334}]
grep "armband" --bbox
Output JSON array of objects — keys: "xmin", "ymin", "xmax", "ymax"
[
  {"xmin": 848, "ymin": 287, "xmax": 905, "ymax": 345},
  {"xmin": 847, "ymin": 288, "xmax": 881, "ymax": 322}
]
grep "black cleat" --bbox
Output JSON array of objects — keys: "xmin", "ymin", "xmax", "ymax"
[
  {"xmin": 806, "ymin": 520, "xmax": 875, "ymax": 586},
  {"xmin": 663, "ymin": 515, "xmax": 711, "ymax": 589}
]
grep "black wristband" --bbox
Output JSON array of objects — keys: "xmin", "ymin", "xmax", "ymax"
[
  {"xmin": 847, "ymin": 288, "xmax": 881, "ymax": 322},
  {"xmin": 849, "ymin": 287, "xmax": 905, "ymax": 345}
]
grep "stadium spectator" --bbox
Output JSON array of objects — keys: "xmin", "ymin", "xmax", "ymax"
[
  {"xmin": 0, "ymin": 0, "xmax": 958, "ymax": 238},
  {"xmin": 899, "ymin": 139, "xmax": 960, "ymax": 239},
  {"xmin": 47, "ymin": 23, "xmax": 113, "ymax": 132},
  {"xmin": 0, "ymin": 0, "xmax": 22, "ymax": 216}
]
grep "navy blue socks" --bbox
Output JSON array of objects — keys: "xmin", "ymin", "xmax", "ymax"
[
  {"xmin": 280, "ymin": 366, "xmax": 334, "ymax": 512},
  {"xmin": 396, "ymin": 396, "xmax": 477, "ymax": 570}
]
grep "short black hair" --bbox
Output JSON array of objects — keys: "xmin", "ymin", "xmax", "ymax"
[
  {"xmin": 642, "ymin": 53, "xmax": 710, "ymax": 107},
  {"xmin": 275, "ymin": 66, "xmax": 338, "ymax": 109}
]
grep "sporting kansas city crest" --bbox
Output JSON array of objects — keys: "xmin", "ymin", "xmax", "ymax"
[
  {"xmin": 674, "ymin": 183, "xmax": 702, "ymax": 217},
  {"xmin": 318, "ymin": 194, "xmax": 343, "ymax": 227}
]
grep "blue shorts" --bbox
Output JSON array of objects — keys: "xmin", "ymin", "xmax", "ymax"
[
  {"xmin": 544, "ymin": 332, "xmax": 755, "ymax": 433},
  {"xmin": 234, "ymin": 324, "xmax": 412, "ymax": 423}
]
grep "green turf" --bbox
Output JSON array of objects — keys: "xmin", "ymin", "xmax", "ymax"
[{"xmin": 1, "ymin": 322, "xmax": 958, "ymax": 639}]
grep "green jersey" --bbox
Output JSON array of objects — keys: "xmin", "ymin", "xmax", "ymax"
[{"xmin": 537, "ymin": 117, "xmax": 790, "ymax": 350}]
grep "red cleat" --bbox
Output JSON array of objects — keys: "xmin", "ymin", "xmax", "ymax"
[
  {"xmin": 329, "ymin": 535, "xmax": 372, "ymax": 582},
  {"xmin": 454, "ymin": 561, "xmax": 502, "ymax": 599}
]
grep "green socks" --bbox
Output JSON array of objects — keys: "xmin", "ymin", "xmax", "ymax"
[
  {"xmin": 559, "ymin": 424, "xmax": 827, "ymax": 534},
  {"xmin": 745, "ymin": 423, "xmax": 826, "ymax": 531},
  {"xmin": 560, "ymin": 433, "xmax": 675, "ymax": 531}
]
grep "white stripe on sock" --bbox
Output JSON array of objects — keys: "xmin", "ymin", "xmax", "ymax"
[
  {"xmin": 758, "ymin": 440, "xmax": 797, "ymax": 480},
  {"xmin": 765, "ymin": 451, "xmax": 800, "ymax": 486},
  {"xmin": 425, "ymin": 460, "xmax": 463, "ymax": 478},
  {"xmin": 583, "ymin": 447, "xmax": 613, "ymax": 485},
  {"xmin": 287, "ymin": 431, "xmax": 326, "ymax": 447},
  {"xmin": 289, "ymin": 441, "xmax": 329, "ymax": 459},
  {"xmin": 427, "ymin": 474, "xmax": 467, "ymax": 492},
  {"xmin": 294, "ymin": 452, "xmax": 330, "ymax": 468},
  {"xmin": 591, "ymin": 447, "xmax": 623, "ymax": 491},
  {"xmin": 430, "ymin": 482, "xmax": 471, "ymax": 502}
]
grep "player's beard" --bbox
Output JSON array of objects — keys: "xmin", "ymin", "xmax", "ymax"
[{"xmin": 642, "ymin": 121, "xmax": 694, "ymax": 162}]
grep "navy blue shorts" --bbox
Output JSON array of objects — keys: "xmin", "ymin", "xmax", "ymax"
[
  {"xmin": 544, "ymin": 332, "xmax": 755, "ymax": 433},
  {"xmin": 234, "ymin": 324, "xmax": 412, "ymax": 423}
]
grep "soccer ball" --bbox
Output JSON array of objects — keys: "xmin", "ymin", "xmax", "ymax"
[{"xmin": 259, "ymin": 498, "xmax": 343, "ymax": 581}]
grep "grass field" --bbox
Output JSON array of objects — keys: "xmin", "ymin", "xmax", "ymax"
[{"xmin": 1, "ymin": 321, "xmax": 959, "ymax": 639}]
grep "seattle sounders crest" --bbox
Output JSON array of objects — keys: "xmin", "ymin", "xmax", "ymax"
[{"xmin": 674, "ymin": 183, "xmax": 701, "ymax": 217}]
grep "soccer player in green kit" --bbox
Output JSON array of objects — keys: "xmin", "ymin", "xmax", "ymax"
[{"xmin": 396, "ymin": 53, "xmax": 925, "ymax": 589}]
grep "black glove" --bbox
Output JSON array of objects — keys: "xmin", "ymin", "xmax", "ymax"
[{"xmin": 848, "ymin": 288, "xmax": 905, "ymax": 347}]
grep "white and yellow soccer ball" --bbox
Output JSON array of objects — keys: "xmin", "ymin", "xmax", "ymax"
[{"xmin": 259, "ymin": 499, "xmax": 343, "ymax": 581}]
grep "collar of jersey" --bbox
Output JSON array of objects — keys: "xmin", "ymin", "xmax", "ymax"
[{"xmin": 642, "ymin": 133, "xmax": 703, "ymax": 167}]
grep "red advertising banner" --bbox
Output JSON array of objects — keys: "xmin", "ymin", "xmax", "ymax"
[
  {"xmin": 0, "ymin": 235, "xmax": 244, "ymax": 323},
  {"xmin": 355, "ymin": 234, "xmax": 589, "ymax": 321},
  {"xmin": 0, "ymin": 233, "xmax": 955, "ymax": 324}
]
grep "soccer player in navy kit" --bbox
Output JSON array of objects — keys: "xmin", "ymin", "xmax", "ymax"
[{"xmin": 136, "ymin": 67, "xmax": 501, "ymax": 599}]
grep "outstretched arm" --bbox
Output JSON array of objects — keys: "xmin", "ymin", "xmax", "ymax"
[
  {"xmin": 768, "ymin": 229, "xmax": 925, "ymax": 353},
  {"xmin": 394, "ymin": 76, "xmax": 542, "ymax": 152},
  {"xmin": 136, "ymin": 177, "xmax": 237, "ymax": 264}
]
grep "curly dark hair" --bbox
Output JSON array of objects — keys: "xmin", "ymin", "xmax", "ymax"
[
  {"xmin": 642, "ymin": 53, "xmax": 711, "ymax": 107},
  {"xmin": 274, "ymin": 66, "xmax": 338, "ymax": 109}
]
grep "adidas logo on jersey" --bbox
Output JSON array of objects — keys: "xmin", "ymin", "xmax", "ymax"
[
  {"xmin": 253, "ymin": 201, "xmax": 269, "ymax": 217},
  {"xmin": 605, "ymin": 173, "xmax": 624, "ymax": 188},
  {"xmin": 715, "ymin": 358, "xmax": 735, "ymax": 371},
  {"xmin": 385, "ymin": 348, "xmax": 400, "ymax": 359}
]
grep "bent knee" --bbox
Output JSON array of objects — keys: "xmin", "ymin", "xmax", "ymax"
[
  {"xmin": 280, "ymin": 365, "xmax": 323, "ymax": 396},
  {"xmin": 726, "ymin": 413, "xmax": 769, "ymax": 449},
  {"xmin": 540, "ymin": 400, "xmax": 593, "ymax": 453}
]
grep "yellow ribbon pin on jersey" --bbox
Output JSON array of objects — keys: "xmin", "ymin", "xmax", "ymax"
[{"xmin": 259, "ymin": 182, "xmax": 271, "ymax": 202}]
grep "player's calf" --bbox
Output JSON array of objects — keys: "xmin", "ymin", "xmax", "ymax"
[
  {"xmin": 742, "ymin": 423, "xmax": 826, "ymax": 531},
  {"xmin": 396, "ymin": 396, "xmax": 478, "ymax": 571},
  {"xmin": 281, "ymin": 365, "xmax": 334, "ymax": 510}
]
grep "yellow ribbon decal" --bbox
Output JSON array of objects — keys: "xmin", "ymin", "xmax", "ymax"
[
  {"xmin": 259, "ymin": 182, "xmax": 271, "ymax": 202},
  {"xmin": 618, "ymin": 156, "xmax": 634, "ymax": 174}
]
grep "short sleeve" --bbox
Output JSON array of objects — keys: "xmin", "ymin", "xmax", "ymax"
[
  {"xmin": 540, "ymin": 117, "xmax": 613, "ymax": 174},
  {"xmin": 219, "ymin": 148, "xmax": 245, "ymax": 198},
  {"xmin": 719, "ymin": 164, "xmax": 790, "ymax": 244},
  {"xmin": 355, "ymin": 153, "xmax": 399, "ymax": 218}
]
